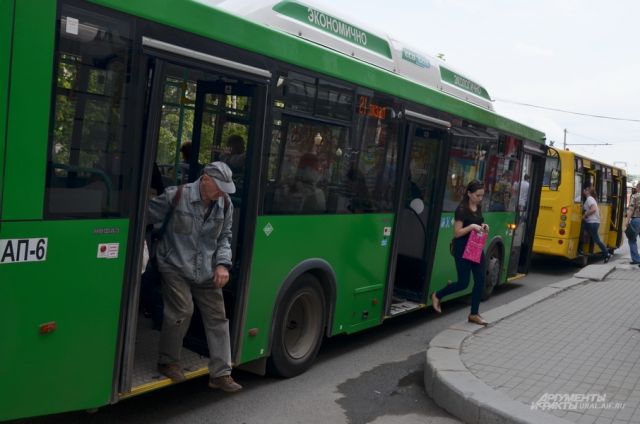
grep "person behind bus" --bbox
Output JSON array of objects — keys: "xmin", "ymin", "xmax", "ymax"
[
  {"xmin": 431, "ymin": 179, "xmax": 491, "ymax": 326},
  {"xmin": 147, "ymin": 161, "xmax": 242, "ymax": 392},
  {"xmin": 582, "ymin": 184, "xmax": 610, "ymax": 263},
  {"xmin": 516, "ymin": 174, "xmax": 530, "ymax": 211},
  {"xmin": 489, "ymin": 171, "xmax": 513, "ymax": 211},
  {"xmin": 626, "ymin": 181, "xmax": 640, "ymax": 265}
]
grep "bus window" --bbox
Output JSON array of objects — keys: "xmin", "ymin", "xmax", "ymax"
[
  {"xmin": 278, "ymin": 71, "xmax": 315, "ymax": 114},
  {"xmin": 265, "ymin": 73, "xmax": 399, "ymax": 214},
  {"xmin": 156, "ymin": 76, "xmax": 197, "ymax": 187},
  {"xmin": 316, "ymin": 79, "xmax": 353, "ymax": 121},
  {"xmin": 443, "ymin": 127, "xmax": 497, "ymax": 211},
  {"xmin": 543, "ymin": 155, "xmax": 560, "ymax": 190},
  {"xmin": 45, "ymin": 6, "xmax": 134, "ymax": 218},
  {"xmin": 352, "ymin": 94, "xmax": 399, "ymax": 213},
  {"xmin": 574, "ymin": 174, "xmax": 583, "ymax": 202},
  {"xmin": 602, "ymin": 168, "xmax": 613, "ymax": 203},
  {"xmin": 487, "ymin": 136, "xmax": 521, "ymax": 212},
  {"xmin": 585, "ymin": 173, "xmax": 595, "ymax": 190},
  {"xmin": 266, "ymin": 117, "xmax": 350, "ymax": 214}
]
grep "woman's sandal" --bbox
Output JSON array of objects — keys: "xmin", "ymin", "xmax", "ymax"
[
  {"xmin": 431, "ymin": 292, "xmax": 442, "ymax": 314},
  {"xmin": 468, "ymin": 314, "xmax": 488, "ymax": 326}
]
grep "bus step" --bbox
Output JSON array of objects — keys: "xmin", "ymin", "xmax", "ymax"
[
  {"xmin": 389, "ymin": 300, "xmax": 423, "ymax": 316},
  {"xmin": 131, "ymin": 316, "xmax": 209, "ymax": 389}
]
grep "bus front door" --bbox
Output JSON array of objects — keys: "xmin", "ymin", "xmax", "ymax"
[
  {"xmin": 391, "ymin": 123, "xmax": 447, "ymax": 307},
  {"xmin": 119, "ymin": 56, "xmax": 267, "ymax": 394}
]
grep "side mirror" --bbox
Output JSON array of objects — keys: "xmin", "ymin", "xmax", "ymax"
[{"xmin": 409, "ymin": 198, "xmax": 424, "ymax": 214}]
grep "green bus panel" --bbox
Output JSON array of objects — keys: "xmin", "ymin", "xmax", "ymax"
[
  {"xmin": 240, "ymin": 214, "xmax": 393, "ymax": 364},
  {"xmin": 0, "ymin": 220, "xmax": 128, "ymax": 421},
  {"xmin": 0, "ymin": 0, "xmax": 15, "ymax": 216},
  {"xmin": 429, "ymin": 212, "xmax": 515, "ymax": 298},
  {"xmin": 2, "ymin": 0, "xmax": 55, "ymax": 221}
]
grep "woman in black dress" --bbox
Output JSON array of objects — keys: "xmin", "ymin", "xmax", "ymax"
[{"xmin": 431, "ymin": 180, "xmax": 490, "ymax": 325}]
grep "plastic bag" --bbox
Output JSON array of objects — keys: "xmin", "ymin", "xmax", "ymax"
[{"xmin": 462, "ymin": 230, "xmax": 487, "ymax": 264}]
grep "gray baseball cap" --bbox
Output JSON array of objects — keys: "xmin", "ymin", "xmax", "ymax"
[{"xmin": 203, "ymin": 161, "xmax": 236, "ymax": 194}]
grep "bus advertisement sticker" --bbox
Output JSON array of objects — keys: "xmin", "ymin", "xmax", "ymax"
[{"xmin": 97, "ymin": 243, "xmax": 119, "ymax": 259}]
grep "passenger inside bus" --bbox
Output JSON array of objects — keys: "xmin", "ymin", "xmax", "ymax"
[
  {"xmin": 221, "ymin": 134, "xmax": 247, "ymax": 197},
  {"xmin": 221, "ymin": 134, "xmax": 246, "ymax": 173},
  {"xmin": 274, "ymin": 152, "xmax": 326, "ymax": 213},
  {"xmin": 345, "ymin": 168, "xmax": 372, "ymax": 212},
  {"xmin": 179, "ymin": 142, "xmax": 192, "ymax": 184},
  {"xmin": 489, "ymin": 170, "xmax": 513, "ymax": 211}
]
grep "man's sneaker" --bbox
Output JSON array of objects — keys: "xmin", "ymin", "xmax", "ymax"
[
  {"xmin": 208, "ymin": 375, "xmax": 242, "ymax": 392},
  {"xmin": 157, "ymin": 363, "xmax": 186, "ymax": 382}
]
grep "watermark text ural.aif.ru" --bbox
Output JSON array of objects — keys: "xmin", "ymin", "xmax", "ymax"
[{"xmin": 531, "ymin": 393, "xmax": 625, "ymax": 411}]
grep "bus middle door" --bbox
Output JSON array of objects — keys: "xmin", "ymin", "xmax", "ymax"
[{"xmin": 391, "ymin": 120, "xmax": 447, "ymax": 308}]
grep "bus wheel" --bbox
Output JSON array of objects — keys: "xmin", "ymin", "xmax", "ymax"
[
  {"xmin": 268, "ymin": 274, "xmax": 326, "ymax": 378},
  {"xmin": 482, "ymin": 246, "xmax": 502, "ymax": 300}
]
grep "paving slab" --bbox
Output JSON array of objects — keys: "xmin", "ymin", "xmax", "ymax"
[{"xmin": 425, "ymin": 264, "xmax": 640, "ymax": 424}]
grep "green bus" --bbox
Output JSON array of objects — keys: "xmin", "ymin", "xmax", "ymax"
[{"xmin": 0, "ymin": 0, "xmax": 546, "ymax": 419}]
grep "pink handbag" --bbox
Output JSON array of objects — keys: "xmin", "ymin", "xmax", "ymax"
[{"xmin": 462, "ymin": 230, "xmax": 487, "ymax": 263}]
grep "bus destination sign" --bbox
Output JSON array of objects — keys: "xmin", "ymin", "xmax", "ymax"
[{"xmin": 358, "ymin": 96, "xmax": 386, "ymax": 120}]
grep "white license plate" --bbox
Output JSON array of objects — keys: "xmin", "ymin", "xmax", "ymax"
[{"xmin": 0, "ymin": 238, "xmax": 48, "ymax": 264}]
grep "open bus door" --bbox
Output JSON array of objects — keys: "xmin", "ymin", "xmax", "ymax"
[
  {"xmin": 610, "ymin": 170, "xmax": 626, "ymax": 248},
  {"xmin": 387, "ymin": 111, "xmax": 449, "ymax": 315},
  {"xmin": 578, "ymin": 164, "xmax": 598, "ymax": 258},
  {"xmin": 507, "ymin": 141, "xmax": 548, "ymax": 275},
  {"xmin": 116, "ymin": 48, "xmax": 268, "ymax": 396}
]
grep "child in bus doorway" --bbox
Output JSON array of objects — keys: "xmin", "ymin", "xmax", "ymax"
[
  {"xmin": 582, "ymin": 184, "xmax": 611, "ymax": 263},
  {"xmin": 431, "ymin": 179, "xmax": 490, "ymax": 326}
]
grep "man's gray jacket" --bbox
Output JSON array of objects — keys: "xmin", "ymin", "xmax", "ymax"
[{"xmin": 148, "ymin": 180, "xmax": 233, "ymax": 284}]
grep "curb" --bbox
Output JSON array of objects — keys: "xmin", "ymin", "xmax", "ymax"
[{"xmin": 424, "ymin": 263, "xmax": 619, "ymax": 424}]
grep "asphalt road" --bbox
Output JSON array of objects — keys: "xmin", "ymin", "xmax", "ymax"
[{"xmin": 17, "ymin": 246, "xmax": 622, "ymax": 424}]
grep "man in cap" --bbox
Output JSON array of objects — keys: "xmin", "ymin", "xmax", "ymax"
[{"xmin": 147, "ymin": 161, "xmax": 241, "ymax": 392}]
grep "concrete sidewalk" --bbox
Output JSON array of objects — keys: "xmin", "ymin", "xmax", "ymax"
[{"xmin": 425, "ymin": 260, "xmax": 640, "ymax": 424}]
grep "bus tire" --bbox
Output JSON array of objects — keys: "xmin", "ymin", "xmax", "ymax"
[
  {"xmin": 482, "ymin": 245, "xmax": 502, "ymax": 300},
  {"xmin": 268, "ymin": 274, "xmax": 326, "ymax": 378}
]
